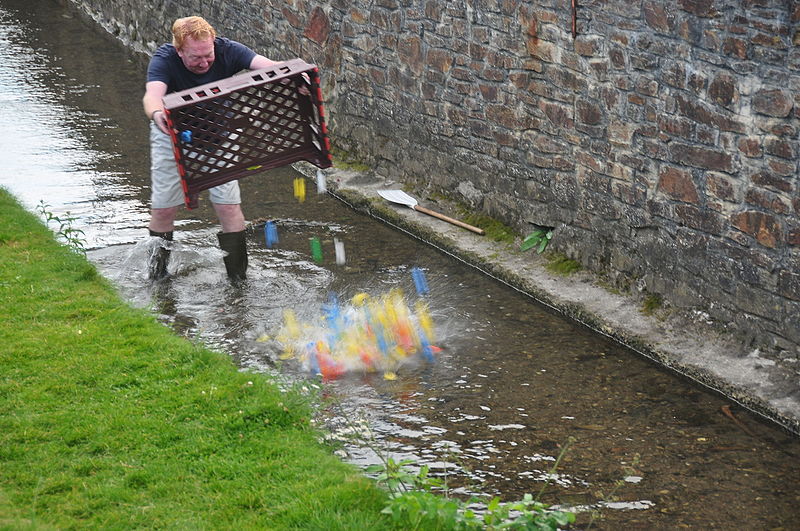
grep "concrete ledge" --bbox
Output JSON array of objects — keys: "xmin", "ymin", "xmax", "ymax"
[{"xmin": 296, "ymin": 162, "xmax": 800, "ymax": 436}]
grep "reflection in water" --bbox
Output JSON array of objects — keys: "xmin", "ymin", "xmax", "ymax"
[{"xmin": 1, "ymin": 0, "xmax": 799, "ymax": 528}]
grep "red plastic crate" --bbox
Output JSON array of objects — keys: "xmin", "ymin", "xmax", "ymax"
[{"xmin": 162, "ymin": 58, "xmax": 332, "ymax": 208}]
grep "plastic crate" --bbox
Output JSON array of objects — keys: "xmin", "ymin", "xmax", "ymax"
[{"xmin": 162, "ymin": 58, "xmax": 332, "ymax": 208}]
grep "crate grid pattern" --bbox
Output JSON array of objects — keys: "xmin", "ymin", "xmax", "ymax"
[{"xmin": 163, "ymin": 59, "xmax": 332, "ymax": 208}]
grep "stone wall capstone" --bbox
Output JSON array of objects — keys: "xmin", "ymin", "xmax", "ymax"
[{"xmin": 66, "ymin": 0, "xmax": 800, "ymax": 354}]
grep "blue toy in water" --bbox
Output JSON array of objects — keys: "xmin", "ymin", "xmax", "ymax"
[
  {"xmin": 411, "ymin": 267, "xmax": 430, "ymax": 295},
  {"xmin": 264, "ymin": 221, "xmax": 278, "ymax": 248}
]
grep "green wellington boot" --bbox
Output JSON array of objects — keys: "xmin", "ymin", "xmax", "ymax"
[{"xmin": 217, "ymin": 230, "xmax": 248, "ymax": 282}]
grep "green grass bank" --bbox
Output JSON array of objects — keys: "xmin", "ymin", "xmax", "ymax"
[{"xmin": 0, "ymin": 188, "xmax": 391, "ymax": 529}]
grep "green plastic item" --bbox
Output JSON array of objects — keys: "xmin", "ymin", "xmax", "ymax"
[{"xmin": 310, "ymin": 237, "xmax": 323, "ymax": 263}]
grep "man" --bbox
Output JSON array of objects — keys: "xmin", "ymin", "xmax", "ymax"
[{"xmin": 142, "ymin": 16, "xmax": 279, "ymax": 281}]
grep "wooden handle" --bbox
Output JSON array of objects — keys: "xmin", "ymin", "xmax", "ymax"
[{"xmin": 413, "ymin": 205, "xmax": 485, "ymax": 235}]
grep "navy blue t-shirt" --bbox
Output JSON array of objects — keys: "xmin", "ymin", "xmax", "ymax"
[{"xmin": 147, "ymin": 37, "xmax": 257, "ymax": 93}]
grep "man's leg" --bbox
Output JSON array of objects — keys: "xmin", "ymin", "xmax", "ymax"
[
  {"xmin": 210, "ymin": 182, "xmax": 247, "ymax": 282},
  {"xmin": 148, "ymin": 122, "xmax": 185, "ymax": 280},
  {"xmin": 149, "ymin": 206, "xmax": 180, "ymax": 233},
  {"xmin": 212, "ymin": 203, "xmax": 245, "ymax": 233}
]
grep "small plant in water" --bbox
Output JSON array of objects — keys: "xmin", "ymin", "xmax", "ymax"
[
  {"xmin": 37, "ymin": 200, "xmax": 86, "ymax": 255},
  {"xmin": 366, "ymin": 438, "xmax": 577, "ymax": 530},
  {"xmin": 586, "ymin": 454, "xmax": 641, "ymax": 529}
]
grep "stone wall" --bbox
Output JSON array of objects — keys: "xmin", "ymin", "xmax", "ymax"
[{"xmin": 66, "ymin": 0, "xmax": 799, "ymax": 354}]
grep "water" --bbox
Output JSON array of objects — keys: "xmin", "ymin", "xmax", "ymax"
[{"xmin": 2, "ymin": 1, "xmax": 799, "ymax": 528}]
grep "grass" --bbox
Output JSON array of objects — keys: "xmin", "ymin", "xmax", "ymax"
[
  {"xmin": 459, "ymin": 212, "xmax": 517, "ymax": 244},
  {"xmin": 545, "ymin": 253, "xmax": 582, "ymax": 276},
  {"xmin": 330, "ymin": 145, "xmax": 371, "ymax": 172},
  {"xmin": 0, "ymin": 188, "xmax": 392, "ymax": 529},
  {"xmin": 641, "ymin": 293, "xmax": 663, "ymax": 316}
]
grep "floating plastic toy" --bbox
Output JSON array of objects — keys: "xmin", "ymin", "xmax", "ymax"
[
  {"xmin": 316, "ymin": 169, "xmax": 327, "ymax": 194},
  {"xmin": 276, "ymin": 287, "xmax": 440, "ymax": 381},
  {"xmin": 264, "ymin": 221, "xmax": 278, "ymax": 248},
  {"xmin": 334, "ymin": 237, "xmax": 346, "ymax": 265},
  {"xmin": 294, "ymin": 177, "xmax": 306, "ymax": 202},
  {"xmin": 309, "ymin": 237, "xmax": 323, "ymax": 263},
  {"xmin": 411, "ymin": 267, "xmax": 430, "ymax": 295}
]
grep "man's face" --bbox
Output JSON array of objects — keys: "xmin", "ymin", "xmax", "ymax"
[{"xmin": 177, "ymin": 36, "xmax": 215, "ymax": 74}]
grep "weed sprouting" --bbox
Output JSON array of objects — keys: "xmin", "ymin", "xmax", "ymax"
[
  {"xmin": 586, "ymin": 454, "xmax": 642, "ymax": 529},
  {"xmin": 521, "ymin": 227, "xmax": 553, "ymax": 253},
  {"xmin": 36, "ymin": 200, "xmax": 86, "ymax": 255}
]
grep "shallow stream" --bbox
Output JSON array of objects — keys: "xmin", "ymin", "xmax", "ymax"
[{"xmin": 2, "ymin": 1, "xmax": 798, "ymax": 528}]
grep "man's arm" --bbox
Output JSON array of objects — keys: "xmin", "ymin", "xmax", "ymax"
[
  {"xmin": 249, "ymin": 54, "xmax": 281, "ymax": 70},
  {"xmin": 143, "ymin": 80, "xmax": 169, "ymax": 134},
  {"xmin": 250, "ymin": 54, "xmax": 311, "ymax": 94}
]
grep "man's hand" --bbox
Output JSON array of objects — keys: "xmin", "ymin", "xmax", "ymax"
[
  {"xmin": 143, "ymin": 80, "xmax": 170, "ymax": 134},
  {"xmin": 151, "ymin": 110, "xmax": 170, "ymax": 134}
]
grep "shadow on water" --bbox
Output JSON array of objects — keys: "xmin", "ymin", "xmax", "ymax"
[{"xmin": 2, "ymin": 0, "xmax": 799, "ymax": 528}]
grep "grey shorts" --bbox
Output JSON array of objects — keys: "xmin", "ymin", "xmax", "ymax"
[{"xmin": 149, "ymin": 122, "xmax": 241, "ymax": 209}]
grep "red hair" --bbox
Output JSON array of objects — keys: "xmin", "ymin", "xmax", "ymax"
[{"xmin": 172, "ymin": 16, "xmax": 216, "ymax": 50}]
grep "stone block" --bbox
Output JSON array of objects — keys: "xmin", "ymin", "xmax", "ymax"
[
  {"xmin": 540, "ymin": 101, "xmax": 573, "ymax": 127},
  {"xmin": 426, "ymin": 48, "xmax": 453, "ymax": 73},
  {"xmin": 658, "ymin": 165, "xmax": 699, "ymax": 203},
  {"xmin": 764, "ymin": 137, "xmax": 797, "ymax": 159},
  {"xmin": 751, "ymin": 32, "xmax": 787, "ymax": 49},
  {"xmin": 303, "ymin": 6, "xmax": 330, "ymax": 45},
  {"xmin": 708, "ymin": 72, "xmax": 738, "ymax": 108},
  {"xmin": 531, "ymin": 134, "xmax": 568, "ymax": 153},
  {"xmin": 679, "ymin": 0, "xmax": 720, "ymax": 18},
  {"xmin": 643, "ymin": 1, "xmax": 675, "ymax": 31},
  {"xmin": 768, "ymin": 158, "xmax": 796, "ymax": 177},
  {"xmin": 609, "ymin": 46, "xmax": 627, "ymax": 69},
  {"xmin": 738, "ymin": 137, "xmax": 763, "ymax": 158},
  {"xmin": 745, "ymin": 188, "xmax": 791, "ymax": 214},
  {"xmin": 658, "ymin": 116, "xmax": 694, "ymax": 139},
  {"xmin": 752, "ymin": 88, "xmax": 794, "ymax": 117},
  {"xmin": 706, "ymin": 172, "xmax": 737, "ymax": 202},
  {"xmin": 675, "ymin": 204, "xmax": 726, "ymax": 235},
  {"xmin": 778, "ymin": 270, "xmax": 800, "ymax": 301},
  {"xmin": 641, "ymin": 139, "xmax": 670, "ymax": 160},
  {"xmin": 731, "ymin": 210, "xmax": 783, "ymax": 248},
  {"xmin": 397, "ymin": 36, "xmax": 423, "ymax": 75},
  {"xmin": 527, "ymin": 39, "xmax": 557, "ymax": 62},
  {"xmin": 574, "ymin": 35, "xmax": 603, "ymax": 56},
  {"xmin": 788, "ymin": 227, "xmax": 800, "ymax": 246},
  {"xmin": 486, "ymin": 104, "xmax": 519, "ymax": 129},
  {"xmin": 669, "ymin": 142, "xmax": 734, "ymax": 173},
  {"xmin": 576, "ymin": 98, "xmax": 603, "ymax": 125},
  {"xmin": 630, "ymin": 52, "xmax": 659, "ymax": 71},
  {"xmin": 674, "ymin": 94, "xmax": 745, "ymax": 133},
  {"xmin": 608, "ymin": 123, "xmax": 635, "ymax": 146},
  {"xmin": 734, "ymin": 283, "xmax": 783, "ymax": 321}
]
